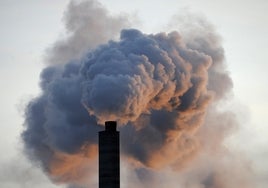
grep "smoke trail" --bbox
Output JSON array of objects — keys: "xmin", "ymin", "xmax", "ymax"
[{"xmin": 22, "ymin": 1, "xmax": 253, "ymax": 188}]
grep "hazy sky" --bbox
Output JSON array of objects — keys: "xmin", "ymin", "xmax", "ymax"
[{"xmin": 0, "ymin": 0, "xmax": 268, "ymax": 187}]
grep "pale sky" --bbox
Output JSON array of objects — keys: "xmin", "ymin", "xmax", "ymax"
[{"xmin": 0, "ymin": 0, "xmax": 268, "ymax": 187}]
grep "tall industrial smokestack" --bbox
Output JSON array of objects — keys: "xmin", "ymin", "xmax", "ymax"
[{"xmin": 99, "ymin": 121, "xmax": 120, "ymax": 188}]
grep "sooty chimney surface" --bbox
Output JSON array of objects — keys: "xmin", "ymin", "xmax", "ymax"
[{"xmin": 99, "ymin": 121, "xmax": 120, "ymax": 188}]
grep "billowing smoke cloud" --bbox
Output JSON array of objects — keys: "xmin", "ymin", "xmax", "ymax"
[{"xmin": 22, "ymin": 0, "xmax": 253, "ymax": 188}]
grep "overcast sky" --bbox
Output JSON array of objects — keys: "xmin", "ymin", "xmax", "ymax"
[{"xmin": 0, "ymin": 0, "xmax": 268, "ymax": 187}]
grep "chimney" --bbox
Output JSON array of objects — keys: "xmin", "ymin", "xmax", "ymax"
[{"xmin": 99, "ymin": 121, "xmax": 120, "ymax": 188}]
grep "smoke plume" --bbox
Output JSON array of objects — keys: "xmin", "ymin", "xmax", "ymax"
[{"xmin": 22, "ymin": 0, "xmax": 253, "ymax": 187}]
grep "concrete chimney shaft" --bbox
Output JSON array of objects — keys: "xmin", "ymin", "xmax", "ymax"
[{"xmin": 99, "ymin": 121, "xmax": 120, "ymax": 188}]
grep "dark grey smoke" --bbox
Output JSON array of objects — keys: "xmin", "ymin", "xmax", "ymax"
[
  {"xmin": 22, "ymin": 27, "xmax": 232, "ymax": 185},
  {"xmin": 22, "ymin": 1, "xmax": 246, "ymax": 188}
]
